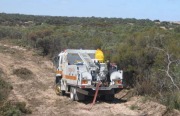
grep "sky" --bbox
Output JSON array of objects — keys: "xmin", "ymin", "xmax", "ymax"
[{"xmin": 0, "ymin": 0, "xmax": 180, "ymax": 21}]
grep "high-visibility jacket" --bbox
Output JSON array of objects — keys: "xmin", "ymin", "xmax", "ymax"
[{"xmin": 95, "ymin": 49, "xmax": 104, "ymax": 63}]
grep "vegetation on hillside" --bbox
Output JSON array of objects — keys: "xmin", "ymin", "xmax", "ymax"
[
  {"xmin": 0, "ymin": 68, "xmax": 12, "ymax": 104},
  {"xmin": 0, "ymin": 67, "xmax": 32, "ymax": 116},
  {"xmin": 0, "ymin": 13, "xmax": 179, "ymax": 110}
]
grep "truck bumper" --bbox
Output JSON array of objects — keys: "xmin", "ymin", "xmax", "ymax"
[
  {"xmin": 79, "ymin": 84, "xmax": 123, "ymax": 90},
  {"xmin": 76, "ymin": 84, "xmax": 123, "ymax": 96},
  {"xmin": 76, "ymin": 88, "xmax": 115, "ymax": 96}
]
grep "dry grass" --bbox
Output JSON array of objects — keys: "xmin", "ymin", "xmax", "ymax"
[
  {"xmin": 0, "ymin": 68, "xmax": 32, "ymax": 115},
  {"xmin": 0, "ymin": 68, "xmax": 13, "ymax": 104}
]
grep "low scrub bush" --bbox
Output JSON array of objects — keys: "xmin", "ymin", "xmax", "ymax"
[
  {"xmin": 0, "ymin": 68, "xmax": 13, "ymax": 103},
  {"xmin": 13, "ymin": 68, "xmax": 33, "ymax": 80},
  {"xmin": 133, "ymin": 75, "xmax": 157, "ymax": 96},
  {"xmin": 0, "ymin": 68, "xmax": 32, "ymax": 116},
  {"xmin": 130, "ymin": 104, "xmax": 140, "ymax": 110},
  {"xmin": 161, "ymin": 92, "xmax": 180, "ymax": 110},
  {"xmin": 0, "ymin": 101, "xmax": 32, "ymax": 116}
]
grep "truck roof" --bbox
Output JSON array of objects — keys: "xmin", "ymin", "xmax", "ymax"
[{"xmin": 62, "ymin": 49, "xmax": 96, "ymax": 54}]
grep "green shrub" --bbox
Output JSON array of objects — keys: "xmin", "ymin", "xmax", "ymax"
[
  {"xmin": 0, "ymin": 68, "xmax": 13, "ymax": 102},
  {"xmin": 129, "ymin": 104, "xmax": 139, "ymax": 110},
  {"xmin": 13, "ymin": 68, "xmax": 33, "ymax": 80},
  {"xmin": 162, "ymin": 92, "xmax": 180, "ymax": 110},
  {"xmin": 0, "ymin": 101, "xmax": 32, "ymax": 116},
  {"xmin": 0, "ymin": 68, "xmax": 31, "ymax": 115},
  {"xmin": 0, "ymin": 102, "xmax": 21, "ymax": 116},
  {"xmin": 133, "ymin": 77, "xmax": 157, "ymax": 96},
  {"xmin": 15, "ymin": 102, "xmax": 32, "ymax": 114}
]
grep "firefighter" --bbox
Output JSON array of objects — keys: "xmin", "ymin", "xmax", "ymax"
[{"xmin": 95, "ymin": 48, "xmax": 104, "ymax": 63}]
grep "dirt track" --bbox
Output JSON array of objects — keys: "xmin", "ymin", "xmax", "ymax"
[{"xmin": 0, "ymin": 42, "xmax": 180, "ymax": 116}]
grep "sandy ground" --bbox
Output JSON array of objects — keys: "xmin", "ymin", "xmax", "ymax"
[{"xmin": 0, "ymin": 41, "xmax": 180, "ymax": 116}]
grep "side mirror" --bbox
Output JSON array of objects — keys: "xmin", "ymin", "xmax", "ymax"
[{"xmin": 53, "ymin": 56, "xmax": 59, "ymax": 68}]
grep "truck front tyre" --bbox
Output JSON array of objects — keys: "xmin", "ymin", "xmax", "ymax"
[
  {"xmin": 55, "ymin": 83, "xmax": 61, "ymax": 95},
  {"xmin": 55, "ymin": 82, "xmax": 65, "ymax": 96},
  {"xmin": 55, "ymin": 76, "xmax": 65, "ymax": 96}
]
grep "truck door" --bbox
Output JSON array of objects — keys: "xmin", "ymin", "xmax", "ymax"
[
  {"xmin": 56, "ymin": 54, "xmax": 63, "ymax": 77},
  {"xmin": 59, "ymin": 54, "xmax": 63, "ymax": 71}
]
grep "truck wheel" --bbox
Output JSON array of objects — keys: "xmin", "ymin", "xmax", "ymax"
[
  {"xmin": 76, "ymin": 92, "xmax": 85, "ymax": 101},
  {"xmin": 70, "ymin": 87, "xmax": 85, "ymax": 101},
  {"xmin": 61, "ymin": 90, "xmax": 65, "ymax": 96},
  {"xmin": 55, "ymin": 82, "xmax": 65, "ymax": 96},
  {"xmin": 55, "ymin": 76, "xmax": 65, "ymax": 96},
  {"xmin": 70, "ymin": 87, "xmax": 75, "ymax": 101},
  {"xmin": 104, "ymin": 94, "xmax": 115, "ymax": 101},
  {"xmin": 55, "ymin": 83, "xmax": 61, "ymax": 95}
]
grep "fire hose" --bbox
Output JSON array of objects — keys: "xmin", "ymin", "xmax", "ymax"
[{"xmin": 88, "ymin": 81, "xmax": 102, "ymax": 110}]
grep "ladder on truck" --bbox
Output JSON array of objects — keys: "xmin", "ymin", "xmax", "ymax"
[{"xmin": 78, "ymin": 53, "xmax": 96, "ymax": 69}]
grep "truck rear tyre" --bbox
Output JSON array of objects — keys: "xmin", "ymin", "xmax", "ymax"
[
  {"xmin": 70, "ymin": 87, "xmax": 75, "ymax": 101},
  {"xmin": 101, "ymin": 94, "xmax": 115, "ymax": 101},
  {"xmin": 70, "ymin": 87, "xmax": 85, "ymax": 101}
]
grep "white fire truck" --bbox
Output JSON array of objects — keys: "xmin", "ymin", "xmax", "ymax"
[{"xmin": 54, "ymin": 49, "xmax": 123, "ymax": 101}]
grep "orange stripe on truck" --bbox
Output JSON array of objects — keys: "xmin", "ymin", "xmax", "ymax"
[
  {"xmin": 56, "ymin": 70, "xmax": 62, "ymax": 74},
  {"xmin": 65, "ymin": 75, "xmax": 77, "ymax": 80}
]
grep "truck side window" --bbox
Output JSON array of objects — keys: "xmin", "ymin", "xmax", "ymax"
[
  {"xmin": 63, "ymin": 55, "xmax": 67, "ymax": 63},
  {"xmin": 60, "ymin": 56, "xmax": 63, "ymax": 64},
  {"xmin": 56, "ymin": 56, "xmax": 59, "ymax": 68},
  {"xmin": 59, "ymin": 55, "xmax": 63, "ymax": 65},
  {"xmin": 53, "ymin": 56, "xmax": 59, "ymax": 68}
]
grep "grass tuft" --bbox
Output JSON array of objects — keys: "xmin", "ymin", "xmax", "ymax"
[{"xmin": 13, "ymin": 68, "xmax": 33, "ymax": 80}]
